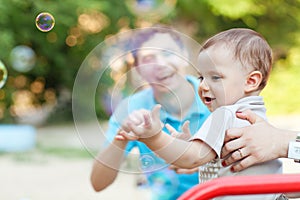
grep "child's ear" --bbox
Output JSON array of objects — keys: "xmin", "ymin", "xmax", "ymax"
[{"xmin": 245, "ymin": 71, "xmax": 262, "ymax": 93}]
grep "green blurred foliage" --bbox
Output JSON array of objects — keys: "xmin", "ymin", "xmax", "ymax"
[
  {"xmin": 0, "ymin": 0, "xmax": 134, "ymax": 124},
  {"xmin": 0, "ymin": 0, "xmax": 299, "ymax": 125}
]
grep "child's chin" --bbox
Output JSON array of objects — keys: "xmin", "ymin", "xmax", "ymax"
[{"xmin": 209, "ymin": 108, "xmax": 214, "ymax": 112}]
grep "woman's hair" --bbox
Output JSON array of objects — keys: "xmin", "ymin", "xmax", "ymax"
[{"xmin": 200, "ymin": 28, "xmax": 272, "ymax": 90}]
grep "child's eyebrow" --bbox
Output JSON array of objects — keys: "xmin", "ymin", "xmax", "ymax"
[
  {"xmin": 196, "ymin": 71, "xmax": 203, "ymax": 76},
  {"xmin": 206, "ymin": 68, "xmax": 223, "ymax": 74}
]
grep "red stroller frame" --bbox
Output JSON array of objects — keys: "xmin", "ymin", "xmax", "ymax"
[{"xmin": 179, "ymin": 174, "xmax": 300, "ymax": 199}]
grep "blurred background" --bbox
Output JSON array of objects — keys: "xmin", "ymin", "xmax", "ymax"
[
  {"xmin": 0, "ymin": 0, "xmax": 300, "ymax": 199},
  {"xmin": 0, "ymin": 0, "xmax": 300, "ymax": 124}
]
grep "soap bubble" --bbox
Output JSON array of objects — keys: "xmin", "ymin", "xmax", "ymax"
[
  {"xmin": 72, "ymin": 27, "xmax": 203, "ymax": 173},
  {"xmin": 0, "ymin": 60, "xmax": 8, "ymax": 88},
  {"xmin": 126, "ymin": 0, "xmax": 177, "ymax": 21},
  {"xmin": 10, "ymin": 45, "xmax": 36, "ymax": 72},
  {"xmin": 35, "ymin": 12, "xmax": 55, "ymax": 32},
  {"xmin": 139, "ymin": 154, "xmax": 155, "ymax": 170}
]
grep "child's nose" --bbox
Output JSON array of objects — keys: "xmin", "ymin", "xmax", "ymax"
[{"xmin": 199, "ymin": 79, "xmax": 209, "ymax": 91}]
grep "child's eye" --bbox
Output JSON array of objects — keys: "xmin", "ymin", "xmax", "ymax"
[{"xmin": 212, "ymin": 75, "xmax": 221, "ymax": 80}]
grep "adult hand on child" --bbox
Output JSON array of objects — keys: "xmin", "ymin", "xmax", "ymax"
[{"xmin": 221, "ymin": 110, "xmax": 286, "ymax": 172}]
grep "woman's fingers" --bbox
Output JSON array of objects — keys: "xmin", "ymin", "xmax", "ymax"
[
  {"xmin": 236, "ymin": 109, "xmax": 264, "ymax": 124},
  {"xmin": 230, "ymin": 155, "xmax": 257, "ymax": 172}
]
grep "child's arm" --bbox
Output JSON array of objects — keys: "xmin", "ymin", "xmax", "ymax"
[
  {"xmin": 127, "ymin": 104, "xmax": 217, "ymax": 169},
  {"xmin": 167, "ymin": 121, "xmax": 199, "ymax": 174},
  {"xmin": 166, "ymin": 121, "xmax": 192, "ymax": 141}
]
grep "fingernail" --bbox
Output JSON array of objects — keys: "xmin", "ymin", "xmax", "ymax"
[
  {"xmin": 221, "ymin": 160, "xmax": 226, "ymax": 167},
  {"xmin": 236, "ymin": 111, "xmax": 242, "ymax": 113},
  {"xmin": 230, "ymin": 166, "xmax": 235, "ymax": 173}
]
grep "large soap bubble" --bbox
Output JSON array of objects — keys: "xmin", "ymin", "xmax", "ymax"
[{"xmin": 72, "ymin": 27, "xmax": 203, "ymax": 173}]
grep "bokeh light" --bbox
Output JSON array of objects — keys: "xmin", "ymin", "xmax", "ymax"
[
  {"xmin": 10, "ymin": 45, "xmax": 36, "ymax": 72},
  {"xmin": 35, "ymin": 12, "xmax": 55, "ymax": 32},
  {"xmin": 78, "ymin": 11, "xmax": 109, "ymax": 34},
  {"xmin": 0, "ymin": 60, "xmax": 8, "ymax": 89}
]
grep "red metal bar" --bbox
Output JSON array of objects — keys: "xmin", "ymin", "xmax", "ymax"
[{"xmin": 179, "ymin": 174, "xmax": 300, "ymax": 200}]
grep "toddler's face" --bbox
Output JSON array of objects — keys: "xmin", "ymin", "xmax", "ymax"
[{"xmin": 197, "ymin": 45, "xmax": 249, "ymax": 112}]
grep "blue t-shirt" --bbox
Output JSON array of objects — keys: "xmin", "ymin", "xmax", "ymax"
[{"xmin": 105, "ymin": 76, "xmax": 211, "ymax": 200}]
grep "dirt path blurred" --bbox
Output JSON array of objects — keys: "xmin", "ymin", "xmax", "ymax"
[
  {"xmin": 1, "ymin": 115, "xmax": 300, "ymax": 200},
  {"xmin": 0, "ymin": 155, "xmax": 150, "ymax": 200},
  {"xmin": 0, "ymin": 121, "xmax": 151, "ymax": 200}
]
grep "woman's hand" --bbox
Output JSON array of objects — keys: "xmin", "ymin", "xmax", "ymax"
[{"xmin": 221, "ymin": 110, "xmax": 291, "ymax": 172}]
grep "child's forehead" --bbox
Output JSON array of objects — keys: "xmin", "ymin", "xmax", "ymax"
[
  {"xmin": 198, "ymin": 44, "xmax": 235, "ymax": 62},
  {"xmin": 202, "ymin": 42, "xmax": 233, "ymax": 54},
  {"xmin": 197, "ymin": 45, "xmax": 243, "ymax": 71}
]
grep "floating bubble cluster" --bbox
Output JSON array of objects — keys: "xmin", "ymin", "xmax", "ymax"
[
  {"xmin": 35, "ymin": 12, "xmax": 55, "ymax": 32},
  {"xmin": 0, "ymin": 60, "xmax": 8, "ymax": 88},
  {"xmin": 10, "ymin": 45, "xmax": 36, "ymax": 72}
]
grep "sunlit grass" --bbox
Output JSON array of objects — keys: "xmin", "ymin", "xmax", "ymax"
[{"xmin": 262, "ymin": 57, "xmax": 300, "ymax": 116}]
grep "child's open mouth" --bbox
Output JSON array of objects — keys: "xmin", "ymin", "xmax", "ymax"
[{"xmin": 203, "ymin": 97, "xmax": 216, "ymax": 104}]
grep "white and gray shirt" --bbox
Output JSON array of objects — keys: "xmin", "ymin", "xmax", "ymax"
[{"xmin": 190, "ymin": 96, "xmax": 282, "ymax": 200}]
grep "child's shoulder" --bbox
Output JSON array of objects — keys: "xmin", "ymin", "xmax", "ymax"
[
  {"xmin": 213, "ymin": 105, "xmax": 236, "ymax": 115},
  {"xmin": 210, "ymin": 106, "xmax": 236, "ymax": 122}
]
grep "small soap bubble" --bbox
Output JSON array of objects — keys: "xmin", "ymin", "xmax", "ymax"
[
  {"xmin": 136, "ymin": 0, "xmax": 155, "ymax": 9},
  {"xmin": 0, "ymin": 60, "xmax": 8, "ymax": 88},
  {"xmin": 35, "ymin": 12, "xmax": 55, "ymax": 32},
  {"xmin": 139, "ymin": 154, "xmax": 155, "ymax": 170},
  {"xmin": 126, "ymin": 0, "xmax": 177, "ymax": 20},
  {"xmin": 10, "ymin": 45, "xmax": 36, "ymax": 72}
]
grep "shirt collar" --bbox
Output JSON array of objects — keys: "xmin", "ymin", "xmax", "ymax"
[{"xmin": 232, "ymin": 96, "xmax": 267, "ymax": 120}]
